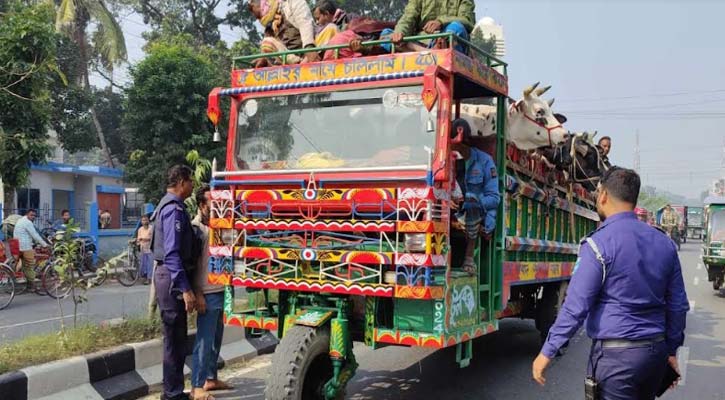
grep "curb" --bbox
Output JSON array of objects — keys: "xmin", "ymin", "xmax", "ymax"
[{"xmin": 0, "ymin": 329, "xmax": 278, "ymax": 400}]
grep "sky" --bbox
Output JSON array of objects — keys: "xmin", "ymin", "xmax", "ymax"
[{"xmin": 108, "ymin": 0, "xmax": 725, "ymax": 199}]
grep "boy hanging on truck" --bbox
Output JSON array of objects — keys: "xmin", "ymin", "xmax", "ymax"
[{"xmin": 451, "ymin": 119, "xmax": 500, "ymax": 275}]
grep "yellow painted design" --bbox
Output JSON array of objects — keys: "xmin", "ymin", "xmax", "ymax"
[
  {"xmin": 432, "ymin": 233, "xmax": 446, "ymax": 255},
  {"xmin": 233, "ymin": 51, "xmax": 449, "ymax": 89},
  {"xmin": 548, "ymin": 263, "xmax": 562, "ymax": 279},
  {"xmin": 519, "ymin": 263, "xmax": 536, "ymax": 280}
]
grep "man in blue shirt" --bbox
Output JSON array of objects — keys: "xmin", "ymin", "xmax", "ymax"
[
  {"xmin": 532, "ymin": 167, "xmax": 690, "ymax": 399},
  {"xmin": 452, "ymin": 119, "xmax": 500, "ymax": 274},
  {"xmin": 14, "ymin": 209, "xmax": 49, "ymax": 290},
  {"xmin": 151, "ymin": 165, "xmax": 196, "ymax": 400}
]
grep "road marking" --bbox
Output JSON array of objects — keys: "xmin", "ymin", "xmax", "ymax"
[
  {"xmin": 678, "ymin": 346, "xmax": 690, "ymax": 386},
  {"xmin": 0, "ymin": 314, "xmax": 86, "ymax": 330},
  {"xmin": 688, "ymin": 301, "xmax": 695, "ymax": 314},
  {"xmin": 693, "ymin": 276, "xmax": 700, "ymax": 286}
]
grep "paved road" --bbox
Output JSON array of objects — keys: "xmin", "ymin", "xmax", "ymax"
[
  {"xmin": 152, "ymin": 241, "xmax": 725, "ymax": 400},
  {"xmin": 0, "ymin": 282, "xmax": 152, "ymax": 343}
]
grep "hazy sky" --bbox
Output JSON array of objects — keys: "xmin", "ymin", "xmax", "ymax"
[{"xmin": 110, "ymin": 0, "xmax": 725, "ymax": 198}]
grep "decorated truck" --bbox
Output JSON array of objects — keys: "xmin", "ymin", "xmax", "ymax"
[{"xmin": 205, "ymin": 33, "xmax": 598, "ymax": 399}]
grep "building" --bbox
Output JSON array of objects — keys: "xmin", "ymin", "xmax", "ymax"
[
  {"xmin": 11, "ymin": 162, "xmax": 137, "ymax": 230},
  {"xmin": 473, "ymin": 16, "xmax": 506, "ymax": 59}
]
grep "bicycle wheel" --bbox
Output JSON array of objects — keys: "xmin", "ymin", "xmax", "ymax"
[
  {"xmin": 91, "ymin": 256, "xmax": 108, "ymax": 287},
  {"xmin": 0, "ymin": 264, "xmax": 16, "ymax": 310},
  {"xmin": 117, "ymin": 249, "xmax": 140, "ymax": 287},
  {"xmin": 42, "ymin": 261, "xmax": 73, "ymax": 300}
]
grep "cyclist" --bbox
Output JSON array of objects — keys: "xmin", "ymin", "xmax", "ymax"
[{"xmin": 14, "ymin": 209, "xmax": 50, "ymax": 290}]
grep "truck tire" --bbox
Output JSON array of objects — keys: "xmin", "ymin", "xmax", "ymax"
[
  {"xmin": 535, "ymin": 282, "xmax": 568, "ymax": 344},
  {"xmin": 266, "ymin": 325, "xmax": 342, "ymax": 400}
]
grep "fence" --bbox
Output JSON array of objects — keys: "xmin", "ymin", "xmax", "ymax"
[{"xmin": 1, "ymin": 207, "xmax": 88, "ymax": 232}]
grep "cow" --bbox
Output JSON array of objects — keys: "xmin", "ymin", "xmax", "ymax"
[{"xmin": 459, "ymin": 82, "xmax": 568, "ymax": 150}]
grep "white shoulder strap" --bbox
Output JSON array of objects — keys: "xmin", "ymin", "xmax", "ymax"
[{"xmin": 585, "ymin": 237, "xmax": 607, "ymax": 284}]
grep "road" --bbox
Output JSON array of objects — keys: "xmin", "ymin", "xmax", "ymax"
[
  {"xmin": 0, "ymin": 282, "xmax": 151, "ymax": 343},
  {"xmin": 147, "ymin": 241, "xmax": 725, "ymax": 400}
]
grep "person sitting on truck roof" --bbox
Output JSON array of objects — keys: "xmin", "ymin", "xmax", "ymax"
[
  {"xmin": 380, "ymin": 0, "xmax": 475, "ymax": 54},
  {"xmin": 248, "ymin": 0, "xmax": 320, "ymax": 67},
  {"xmin": 312, "ymin": 0, "xmax": 351, "ymax": 47},
  {"xmin": 451, "ymin": 119, "xmax": 500, "ymax": 275},
  {"xmin": 322, "ymin": 17, "xmax": 396, "ymax": 61},
  {"xmin": 598, "ymin": 136, "xmax": 612, "ymax": 168}
]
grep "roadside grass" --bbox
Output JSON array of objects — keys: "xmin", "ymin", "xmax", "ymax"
[{"xmin": 0, "ymin": 318, "xmax": 160, "ymax": 375}]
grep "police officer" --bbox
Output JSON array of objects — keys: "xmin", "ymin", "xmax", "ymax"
[
  {"xmin": 151, "ymin": 165, "xmax": 196, "ymax": 400},
  {"xmin": 532, "ymin": 167, "xmax": 690, "ymax": 399},
  {"xmin": 452, "ymin": 119, "xmax": 500, "ymax": 275}
]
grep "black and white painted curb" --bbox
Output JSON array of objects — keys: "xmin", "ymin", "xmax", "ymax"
[{"xmin": 0, "ymin": 329, "xmax": 278, "ymax": 400}]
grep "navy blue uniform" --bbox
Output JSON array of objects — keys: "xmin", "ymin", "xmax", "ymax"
[
  {"xmin": 541, "ymin": 211, "xmax": 690, "ymax": 399},
  {"xmin": 151, "ymin": 193, "xmax": 194, "ymax": 400}
]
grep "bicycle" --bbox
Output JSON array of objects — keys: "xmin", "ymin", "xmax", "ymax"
[
  {"xmin": 115, "ymin": 240, "xmax": 141, "ymax": 287},
  {"xmin": 0, "ymin": 241, "xmax": 53, "ymax": 309},
  {"xmin": 43, "ymin": 235, "xmax": 108, "ymax": 300}
]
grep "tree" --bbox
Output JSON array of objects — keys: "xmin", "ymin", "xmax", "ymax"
[
  {"xmin": 123, "ymin": 40, "xmax": 225, "ymax": 202},
  {"xmin": 470, "ymin": 28, "xmax": 497, "ymax": 56},
  {"xmin": 55, "ymin": 0, "xmax": 128, "ymax": 167},
  {"xmin": 334, "ymin": 0, "xmax": 408, "ymax": 21},
  {"xmin": 0, "ymin": 2, "xmax": 59, "ymax": 206}
]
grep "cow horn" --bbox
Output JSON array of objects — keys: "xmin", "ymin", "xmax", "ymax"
[
  {"xmin": 523, "ymin": 82, "xmax": 540, "ymax": 98},
  {"xmin": 535, "ymin": 85, "xmax": 552, "ymax": 96},
  {"xmin": 548, "ymin": 98, "xmax": 555, "ymax": 107}
]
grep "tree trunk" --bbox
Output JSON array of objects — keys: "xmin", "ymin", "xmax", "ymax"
[{"xmin": 76, "ymin": 15, "xmax": 115, "ymax": 168}]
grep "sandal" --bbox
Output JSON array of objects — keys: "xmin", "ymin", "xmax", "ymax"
[{"xmin": 462, "ymin": 257, "xmax": 476, "ymax": 276}]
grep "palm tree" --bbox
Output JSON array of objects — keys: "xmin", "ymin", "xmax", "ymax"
[{"xmin": 55, "ymin": 0, "xmax": 127, "ymax": 168}]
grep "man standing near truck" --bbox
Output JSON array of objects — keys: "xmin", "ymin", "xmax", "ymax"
[
  {"xmin": 152, "ymin": 165, "xmax": 196, "ymax": 400},
  {"xmin": 532, "ymin": 167, "xmax": 690, "ymax": 399}
]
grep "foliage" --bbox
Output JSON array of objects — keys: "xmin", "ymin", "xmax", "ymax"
[
  {"xmin": 184, "ymin": 149, "xmax": 212, "ymax": 215},
  {"xmin": 333, "ymin": 0, "xmax": 408, "ymax": 21},
  {"xmin": 470, "ymin": 29, "xmax": 497, "ymax": 57},
  {"xmin": 0, "ymin": 318, "xmax": 161, "ymax": 374},
  {"xmin": 0, "ymin": 1, "xmax": 59, "ymax": 200},
  {"xmin": 123, "ymin": 41, "xmax": 226, "ymax": 203},
  {"xmin": 54, "ymin": 0, "xmax": 128, "ymax": 167},
  {"xmin": 51, "ymin": 222, "xmax": 87, "ymax": 329}
]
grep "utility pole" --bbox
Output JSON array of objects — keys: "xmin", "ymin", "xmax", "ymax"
[{"xmin": 634, "ymin": 129, "xmax": 640, "ymax": 174}]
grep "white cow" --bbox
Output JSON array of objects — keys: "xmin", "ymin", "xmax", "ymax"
[{"xmin": 459, "ymin": 82, "xmax": 568, "ymax": 150}]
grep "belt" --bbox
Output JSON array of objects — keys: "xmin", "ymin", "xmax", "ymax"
[{"xmin": 599, "ymin": 335, "xmax": 665, "ymax": 349}]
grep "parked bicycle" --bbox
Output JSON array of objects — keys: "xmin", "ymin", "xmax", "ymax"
[{"xmin": 40, "ymin": 229, "xmax": 108, "ymax": 300}]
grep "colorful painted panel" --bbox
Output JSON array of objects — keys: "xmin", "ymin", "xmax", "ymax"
[
  {"xmin": 373, "ymin": 322, "xmax": 498, "ymax": 349},
  {"xmin": 394, "ymin": 285, "xmax": 444, "ymax": 299},
  {"xmin": 232, "ymin": 276, "xmax": 394, "ymax": 297},
  {"xmin": 232, "ymin": 51, "xmax": 448, "ymax": 89},
  {"xmin": 226, "ymin": 313, "xmax": 279, "ymax": 331},
  {"xmin": 505, "ymin": 237, "xmax": 579, "ymax": 254},
  {"xmin": 501, "ymin": 261, "xmax": 575, "ymax": 304},
  {"xmin": 235, "ymin": 219, "xmax": 395, "ymax": 232},
  {"xmin": 445, "ymin": 276, "xmax": 479, "ymax": 330}
]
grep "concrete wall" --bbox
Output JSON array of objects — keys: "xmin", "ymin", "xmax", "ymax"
[
  {"xmin": 22, "ymin": 170, "xmax": 75, "ymax": 210},
  {"xmin": 97, "ymin": 233, "xmax": 133, "ymax": 259}
]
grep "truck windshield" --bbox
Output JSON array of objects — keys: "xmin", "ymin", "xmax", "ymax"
[{"xmin": 234, "ymin": 86, "xmax": 436, "ymax": 171}]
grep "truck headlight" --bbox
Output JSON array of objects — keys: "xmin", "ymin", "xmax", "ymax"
[{"xmin": 404, "ymin": 233, "xmax": 426, "ymax": 253}]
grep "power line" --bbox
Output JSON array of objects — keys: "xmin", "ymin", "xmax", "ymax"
[
  {"xmin": 563, "ymin": 97, "xmax": 725, "ymax": 113},
  {"xmin": 557, "ymin": 89, "xmax": 725, "ymax": 103}
]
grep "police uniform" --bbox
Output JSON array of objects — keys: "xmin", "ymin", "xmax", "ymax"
[
  {"xmin": 541, "ymin": 211, "xmax": 690, "ymax": 400},
  {"xmin": 456, "ymin": 147, "xmax": 500, "ymax": 238},
  {"xmin": 151, "ymin": 193, "xmax": 194, "ymax": 400}
]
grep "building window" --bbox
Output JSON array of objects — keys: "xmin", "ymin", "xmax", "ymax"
[{"xmin": 16, "ymin": 188, "xmax": 40, "ymax": 213}]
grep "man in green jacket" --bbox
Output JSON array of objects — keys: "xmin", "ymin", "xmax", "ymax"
[{"xmin": 381, "ymin": 0, "xmax": 476, "ymax": 53}]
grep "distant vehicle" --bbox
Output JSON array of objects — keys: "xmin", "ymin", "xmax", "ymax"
[
  {"xmin": 702, "ymin": 197, "xmax": 725, "ymax": 291},
  {"xmin": 656, "ymin": 205, "xmax": 686, "ymax": 249},
  {"xmin": 687, "ymin": 206, "xmax": 704, "ymax": 240}
]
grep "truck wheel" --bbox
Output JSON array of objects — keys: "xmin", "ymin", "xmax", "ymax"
[
  {"xmin": 535, "ymin": 282, "xmax": 568, "ymax": 344},
  {"xmin": 266, "ymin": 325, "xmax": 342, "ymax": 400}
]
